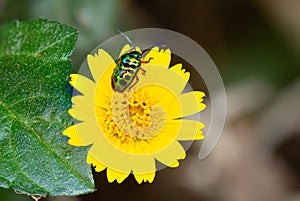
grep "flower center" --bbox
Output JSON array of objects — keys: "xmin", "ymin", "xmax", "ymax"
[{"xmin": 104, "ymin": 89, "xmax": 166, "ymax": 141}]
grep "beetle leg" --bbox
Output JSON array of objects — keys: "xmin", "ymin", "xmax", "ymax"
[
  {"xmin": 140, "ymin": 68, "xmax": 146, "ymax": 75},
  {"xmin": 141, "ymin": 57, "xmax": 153, "ymax": 64},
  {"xmin": 128, "ymin": 75, "xmax": 139, "ymax": 92}
]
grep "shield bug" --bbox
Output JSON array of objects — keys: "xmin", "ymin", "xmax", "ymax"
[{"xmin": 112, "ymin": 30, "xmax": 164, "ymax": 92}]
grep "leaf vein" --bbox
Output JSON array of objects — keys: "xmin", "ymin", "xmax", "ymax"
[
  {"xmin": 36, "ymin": 32, "xmax": 77, "ymax": 57},
  {"xmin": 0, "ymin": 101, "xmax": 92, "ymax": 191}
]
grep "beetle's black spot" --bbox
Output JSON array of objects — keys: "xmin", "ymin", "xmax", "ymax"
[
  {"xmin": 128, "ymin": 64, "xmax": 137, "ymax": 69},
  {"xmin": 125, "ymin": 75, "xmax": 131, "ymax": 80},
  {"xmin": 142, "ymin": 102, "xmax": 146, "ymax": 106},
  {"xmin": 120, "ymin": 80, "xmax": 127, "ymax": 86},
  {"xmin": 122, "ymin": 101, "xmax": 127, "ymax": 104}
]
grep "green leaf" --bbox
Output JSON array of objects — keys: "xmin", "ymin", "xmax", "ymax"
[{"xmin": 0, "ymin": 19, "xmax": 94, "ymax": 196}]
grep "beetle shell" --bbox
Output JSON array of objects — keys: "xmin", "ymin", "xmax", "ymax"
[{"xmin": 112, "ymin": 50, "xmax": 142, "ymax": 92}]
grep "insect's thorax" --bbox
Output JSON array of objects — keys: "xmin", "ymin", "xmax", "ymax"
[
  {"xmin": 119, "ymin": 51, "xmax": 142, "ymax": 69},
  {"xmin": 111, "ymin": 50, "xmax": 143, "ymax": 92}
]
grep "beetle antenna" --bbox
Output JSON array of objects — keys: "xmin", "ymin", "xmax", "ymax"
[
  {"xmin": 117, "ymin": 29, "xmax": 135, "ymax": 47},
  {"xmin": 142, "ymin": 43, "xmax": 166, "ymax": 54}
]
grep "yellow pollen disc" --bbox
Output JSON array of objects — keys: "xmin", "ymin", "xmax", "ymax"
[{"xmin": 104, "ymin": 89, "xmax": 166, "ymax": 141}]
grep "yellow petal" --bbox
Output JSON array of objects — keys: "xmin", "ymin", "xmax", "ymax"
[
  {"xmin": 173, "ymin": 119, "xmax": 205, "ymax": 141},
  {"xmin": 87, "ymin": 152, "xmax": 106, "ymax": 172},
  {"xmin": 155, "ymin": 141, "xmax": 186, "ymax": 167},
  {"xmin": 167, "ymin": 91, "xmax": 206, "ymax": 119},
  {"xmin": 136, "ymin": 46, "xmax": 141, "ymax": 53},
  {"xmin": 107, "ymin": 168, "xmax": 130, "ymax": 183},
  {"xmin": 94, "ymin": 62, "xmax": 115, "ymax": 110},
  {"xmin": 134, "ymin": 172, "xmax": 156, "ymax": 184},
  {"xmin": 169, "ymin": 63, "xmax": 190, "ymax": 93},
  {"xmin": 119, "ymin": 44, "xmax": 131, "ymax": 57},
  {"xmin": 68, "ymin": 107, "xmax": 95, "ymax": 122},
  {"xmin": 169, "ymin": 160, "xmax": 179, "ymax": 168},
  {"xmin": 161, "ymin": 98, "xmax": 181, "ymax": 120},
  {"xmin": 181, "ymin": 91, "xmax": 206, "ymax": 116},
  {"xmin": 63, "ymin": 122, "xmax": 101, "ymax": 146},
  {"xmin": 63, "ymin": 125, "xmax": 85, "ymax": 146},
  {"xmin": 139, "ymin": 118, "xmax": 183, "ymax": 155},
  {"xmin": 142, "ymin": 127, "xmax": 178, "ymax": 155},
  {"xmin": 132, "ymin": 156, "xmax": 156, "ymax": 174},
  {"xmin": 88, "ymin": 140, "xmax": 134, "ymax": 175},
  {"xmin": 143, "ymin": 47, "xmax": 171, "ymax": 68},
  {"xmin": 71, "ymin": 95, "xmax": 92, "ymax": 105},
  {"xmin": 94, "ymin": 106, "xmax": 107, "ymax": 128},
  {"xmin": 138, "ymin": 84, "xmax": 177, "ymax": 109},
  {"xmin": 133, "ymin": 64, "xmax": 189, "ymax": 96},
  {"xmin": 87, "ymin": 49, "xmax": 115, "ymax": 82},
  {"xmin": 69, "ymin": 74, "xmax": 95, "ymax": 98},
  {"xmin": 194, "ymin": 130, "xmax": 205, "ymax": 140}
]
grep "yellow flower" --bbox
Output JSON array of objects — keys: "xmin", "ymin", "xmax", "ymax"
[{"xmin": 63, "ymin": 45, "xmax": 206, "ymax": 184}]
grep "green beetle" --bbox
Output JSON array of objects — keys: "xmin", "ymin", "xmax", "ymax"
[
  {"xmin": 111, "ymin": 48, "xmax": 152, "ymax": 92},
  {"xmin": 111, "ymin": 30, "xmax": 165, "ymax": 92}
]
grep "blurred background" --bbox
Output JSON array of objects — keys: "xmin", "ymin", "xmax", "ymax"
[{"xmin": 0, "ymin": 0, "xmax": 299, "ymax": 200}]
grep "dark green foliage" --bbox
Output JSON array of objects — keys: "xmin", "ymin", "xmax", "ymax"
[{"xmin": 0, "ymin": 19, "xmax": 94, "ymax": 196}]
